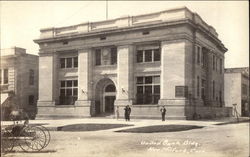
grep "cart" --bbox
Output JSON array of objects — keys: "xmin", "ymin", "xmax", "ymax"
[{"xmin": 1, "ymin": 119, "xmax": 51, "ymax": 153}]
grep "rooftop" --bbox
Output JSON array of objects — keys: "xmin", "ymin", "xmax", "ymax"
[
  {"xmin": 36, "ymin": 6, "xmax": 219, "ymax": 40},
  {"xmin": 225, "ymin": 67, "xmax": 249, "ymax": 77},
  {"xmin": 0, "ymin": 47, "xmax": 38, "ymax": 57},
  {"xmin": 0, "ymin": 47, "xmax": 26, "ymax": 56}
]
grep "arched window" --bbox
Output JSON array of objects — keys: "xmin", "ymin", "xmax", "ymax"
[{"xmin": 105, "ymin": 84, "xmax": 116, "ymax": 92}]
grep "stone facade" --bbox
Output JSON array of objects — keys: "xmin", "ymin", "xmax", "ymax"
[
  {"xmin": 0, "ymin": 47, "xmax": 39, "ymax": 119},
  {"xmin": 224, "ymin": 67, "xmax": 249, "ymax": 117},
  {"xmin": 34, "ymin": 6, "xmax": 231, "ymax": 119}
]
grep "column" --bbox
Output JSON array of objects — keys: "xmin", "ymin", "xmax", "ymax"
[
  {"xmin": 115, "ymin": 45, "xmax": 134, "ymax": 106},
  {"xmin": 37, "ymin": 53, "xmax": 56, "ymax": 106},
  {"xmin": 75, "ymin": 48, "xmax": 93, "ymax": 116},
  {"xmin": 159, "ymin": 40, "xmax": 187, "ymax": 105}
]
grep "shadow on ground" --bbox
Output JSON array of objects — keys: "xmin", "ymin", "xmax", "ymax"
[
  {"xmin": 2, "ymin": 150, "xmax": 56, "ymax": 154},
  {"xmin": 57, "ymin": 123, "xmax": 133, "ymax": 131},
  {"xmin": 214, "ymin": 119, "xmax": 249, "ymax": 125},
  {"xmin": 115, "ymin": 125, "xmax": 204, "ymax": 133}
]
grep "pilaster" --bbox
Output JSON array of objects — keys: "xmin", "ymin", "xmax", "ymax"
[
  {"xmin": 159, "ymin": 40, "xmax": 187, "ymax": 105},
  {"xmin": 74, "ymin": 48, "xmax": 93, "ymax": 116},
  {"xmin": 37, "ymin": 53, "xmax": 56, "ymax": 106},
  {"xmin": 115, "ymin": 45, "xmax": 134, "ymax": 106}
]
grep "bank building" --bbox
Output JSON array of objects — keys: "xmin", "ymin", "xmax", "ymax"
[{"xmin": 34, "ymin": 7, "xmax": 232, "ymax": 119}]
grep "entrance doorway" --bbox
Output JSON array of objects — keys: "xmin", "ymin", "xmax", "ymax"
[
  {"xmin": 103, "ymin": 84, "xmax": 116, "ymax": 114},
  {"xmin": 94, "ymin": 78, "xmax": 116, "ymax": 116},
  {"xmin": 105, "ymin": 96, "xmax": 115, "ymax": 113}
]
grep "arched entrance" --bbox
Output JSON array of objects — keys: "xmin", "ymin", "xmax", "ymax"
[{"xmin": 95, "ymin": 78, "xmax": 116, "ymax": 116}]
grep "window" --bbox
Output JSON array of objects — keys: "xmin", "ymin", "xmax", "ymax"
[
  {"xmin": 219, "ymin": 90, "xmax": 222, "ymax": 104},
  {"xmin": 136, "ymin": 76, "xmax": 160, "ymax": 104},
  {"xmin": 201, "ymin": 51, "xmax": 206, "ymax": 68},
  {"xmin": 201, "ymin": 79, "xmax": 206, "ymax": 100},
  {"xmin": 197, "ymin": 76, "xmax": 200, "ymax": 97},
  {"xmin": 216, "ymin": 58, "xmax": 218, "ymax": 72},
  {"xmin": 136, "ymin": 48, "xmax": 160, "ymax": 63},
  {"xmin": 175, "ymin": 86, "xmax": 188, "ymax": 97},
  {"xmin": 219, "ymin": 58, "xmax": 223, "ymax": 74},
  {"xmin": 59, "ymin": 80, "xmax": 78, "ymax": 105},
  {"xmin": 74, "ymin": 57, "xmax": 78, "ymax": 68},
  {"xmin": 100, "ymin": 36, "xmax": 106, "ymax": 40},
  {"xmin": 110, "ymin": 47, "xmax": 117, "ymax": 65},
  {"xmin": 145, "ymin": 50, "xmax": 152, "ymax": 62},
  {"xmin": 95, "ymin": 49, "xmax": 101, "ymax": 65},
  {"xmin": 212, "ymin": 80, "xmax": 215, "ymax": 99},
  {"xmin": 66, "ymin": 58, "xmax": 72, "ymax": 68},
  {"xmin": 154, "ymin": 49, "xmax": 160, "ymax": 61},
  {"xmin": 3, "ymin": 69, "xmax": 8, "ymax": 84},
  {"xmin": 142, "ymin": 31, "xmax": 150, "ymax": 35},
  {"xmin": 62, "ymin": 41, "xmax": 68, "ymax": 45},
  {"xmin": 137, "ymin": 50, "xmax": 143, "ymax": 63},
  {"xmin": 60, "ymin": 58, "xmax": 66, "ymax": 68},
  {"xmin": 28, "ymin": 95, "xmax": 35, "ymax": 105},
  {"xmin": 242, "ymin": 84, "xmax": 248, "ymax": 95},
  {"xmin": 29, "ymin": 69, "xmax": 34, "ymax": 85},
  {"xmin": 105, "ymin": 84, "xmax": 116, "ymax": 92},
  {"xmin": 201, "ymin": 48, "xmax": 208, "ymax": 68},
  {"xmin": 197, "ymin": 46, "xmax": 200, "ymax": 64},
  {"xmin": 60, "ymin": 57, "xmax": 78, "ymax": 69},
  {"xmin": 213, "ymin": 55, "xmax": 215, "ymax": 70}
]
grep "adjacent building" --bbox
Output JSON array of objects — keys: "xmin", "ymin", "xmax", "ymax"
[
  {"xmin": 34, "ymin": 7, "xmax": 231, "ymax": 119},
  {"xmin": 224, "ymin": 67, "xmax": 249, "ymax": 117},
  {"xmin": 0, "ymin": 47, "xmax": 39, "ymax": 120}
]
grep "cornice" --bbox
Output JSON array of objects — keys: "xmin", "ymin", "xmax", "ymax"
[{"xmin": 38, "ymin": 32, "xmax": 194, "ymax": 54}]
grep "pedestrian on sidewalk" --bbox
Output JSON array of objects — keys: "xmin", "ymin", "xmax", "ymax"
[
  {"xmin": 116, "ymin": 106, "xmax": 119, "ymax": 120},
  {"xmin": 124, "ymin": 105, "xmax": 131, "ymax": 121},
  {"xmin": 160, "ymin": 106, "xmax": 166, "ymax": 121}
]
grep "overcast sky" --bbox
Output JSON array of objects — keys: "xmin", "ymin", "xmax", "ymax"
[{"xmin": 0, "ymin": 1, "xmax": 249, "ymax": 68}]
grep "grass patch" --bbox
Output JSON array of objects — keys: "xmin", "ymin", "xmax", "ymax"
[
  {"xmin": 57, "ymin": 123, "xmax": 133, "ymax": 132},
  {"xmin": 115, "ymin": 125, "xmax": 203, "ymax": 133}
]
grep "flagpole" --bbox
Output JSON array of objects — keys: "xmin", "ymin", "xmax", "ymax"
[{"xmin": 106, "ymin": 0, "xmax": 108, "ymax": 20}]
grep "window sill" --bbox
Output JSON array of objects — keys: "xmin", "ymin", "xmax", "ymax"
[
  {"xmin": 59, "ymin": 68, "xmax": 78, "ymax": 70},
  {"xmin": 95, "ymin": 65, "xmax": 117, "ymax": 68},
  {"xmin": 55, "ymin": 105, "xmax": 75, "ymax": 108},
  {"xmin": 133, "ymin": 104, "xmax": 158, "ymax": 106},
  {"xmin": 136, "ymin": 61, "xmax": 160, "ymax": 64}
]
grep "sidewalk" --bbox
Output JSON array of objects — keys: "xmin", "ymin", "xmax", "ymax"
[{"xmin": 2, "ymin": 117, "xmax": 248, "ymax": 131}]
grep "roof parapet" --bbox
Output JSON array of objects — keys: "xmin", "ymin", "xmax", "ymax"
[
  {"xmin": 0, "ymin": 47, "xmax": 26, "ymax": 56},
  {"xmin": 38, "ymin": 6, "xmax": 218, "ymax": 40}
]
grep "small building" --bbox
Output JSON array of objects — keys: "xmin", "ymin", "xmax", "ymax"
[
  {"xmin": 224, "ymin": 67, "xmax": 249, "ymax": 117},
  {"xmin": 0, "ymin": 47, "xmax": 39, "ymax": 120},
  {"xmin": 34, "ymin": 7, "xmax": 231, "ymax": 119}
]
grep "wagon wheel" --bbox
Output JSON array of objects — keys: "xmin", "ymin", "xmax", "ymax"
[
  {"xmin": 1, "ymin": 129, "xmax": 15, "ymax": 153},
  {"xmin": 35, "ymin": 125, "xmax": 51, "ymax": 148},
  {"xmin": 18, "ymin": 126, "xmax": 46, "ymax": 152}
]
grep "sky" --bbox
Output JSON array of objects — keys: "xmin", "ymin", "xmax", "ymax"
[{"xmin": 0, "ymin": 1, "xmax": 249, "ymax": 68}]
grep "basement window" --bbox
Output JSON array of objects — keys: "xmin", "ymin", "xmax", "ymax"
[
  {"xmin": 142, "ymin": 31, "xmax": 150, "ymax": 35},
  {"xmin": 62, "ymin": 41, "xmax": 68, "ymax": 45},
  {"xmin": 100, "ymin": 36, "xmax": 106, "ymax": 40}
]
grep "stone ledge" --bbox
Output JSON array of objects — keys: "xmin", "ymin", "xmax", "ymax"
[{"xmin": 36, "ymin": 114, "xmax": 91, "ymax": 120}]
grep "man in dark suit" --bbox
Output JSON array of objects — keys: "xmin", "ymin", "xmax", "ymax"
[
  {"xmin": 124, "ymin": 105, "xmax": 131, "ymax": 121},
  {"xmin": 160, "ymin": 106, "xmax": 166, "ymax": 121}
]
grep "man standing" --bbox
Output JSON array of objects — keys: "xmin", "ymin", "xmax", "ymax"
[
  {"xmin": 160, "ymin": 106, "xmax": 166, "ymax": 121},
  {"xmin": 115, "ymin": 106, "xmax": 119, "ymax": 120},
  {"xmin": 127, "ymin": 105, "xmax": 131, "ymax": 121},
  {"xmin": 124, "ymin": 105, "xmax": 131, "ymax": 121}
]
